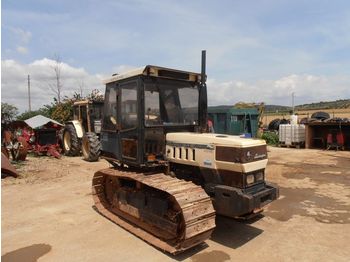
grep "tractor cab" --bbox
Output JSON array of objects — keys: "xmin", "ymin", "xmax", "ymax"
[
  {"xmin": 72, "ymin": 100, "xmax": 104, "ymax": 134},
  {"xmin": 100, "ymin": 65, "xmax": 207, "ymax": 167}
]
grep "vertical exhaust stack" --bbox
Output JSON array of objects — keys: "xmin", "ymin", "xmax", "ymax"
[
  {"xmin": 199, "ymin": 50, "xmax": 208, "ymax": 132},
  {"xmin": 201, "ymin": 50, "xmax": 206, "ymax": 86}
]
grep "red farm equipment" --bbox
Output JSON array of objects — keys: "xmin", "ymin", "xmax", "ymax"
[{"xmin": 2, "ymin": 115, "xmax": 63, "ymax": 160}]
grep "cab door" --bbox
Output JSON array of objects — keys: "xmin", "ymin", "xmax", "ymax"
[
  {"xmin": 100, "ymin": 83, "xmax": 120, "ymax": 159},
  {"xmin": 79, "ymin": 105, "xmax": 89, "ymax": 132},
  {"xmin": 118, "ymin": 80, "xmax": 140, "ymax": 165}
]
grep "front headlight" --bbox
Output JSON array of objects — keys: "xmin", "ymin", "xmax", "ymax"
[{"xmin": 246, "ymin": 174, "xmax": 254, "ymax": 185}]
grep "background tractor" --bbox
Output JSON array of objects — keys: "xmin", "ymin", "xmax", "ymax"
[{"xmin": 63, "ymin": 100, "xmax": 103, "ymax": 161}]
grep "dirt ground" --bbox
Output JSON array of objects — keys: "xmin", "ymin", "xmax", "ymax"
[{"xmin": 2, "ymin": 147, "xmax": 350, "ymax": 262}]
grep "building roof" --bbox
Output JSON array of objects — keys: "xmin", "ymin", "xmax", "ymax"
[
  {"xmin": 24, "ymin": 115, "xmax": 63, "ymax": 129},
  {"xmin": 208, "ymin": 106, "xmax": 259, "ymax": 114},
  {"xmin": 73, "ymin": 100, "xmax": 104, "ymax": 106}
]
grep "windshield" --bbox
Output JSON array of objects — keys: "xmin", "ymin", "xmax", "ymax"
[
  {"xmin": 91, "ymin": 103, "xmax": 104, "ymax": 120},
  {"xmin": 144, "ymin": 79, "xmax": 199, "ymax": 126}
]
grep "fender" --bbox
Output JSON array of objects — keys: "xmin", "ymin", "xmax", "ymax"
[{"xmin": 66, "ymin": 120, "xmax": 84, "ymax": 138}]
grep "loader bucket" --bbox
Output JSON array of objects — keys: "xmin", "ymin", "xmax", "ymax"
[{"xmin": 1, "ymin": 153, "xmax": 18, "ymax": 178}]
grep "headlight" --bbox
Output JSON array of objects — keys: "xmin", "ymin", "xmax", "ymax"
[
  {"xmin": 255, "ymin": 172, "xmax": 264, "ymax": 181},
  {"xmin": 246, "ymin": 174, "xmax": 254, "ymax": 185}
]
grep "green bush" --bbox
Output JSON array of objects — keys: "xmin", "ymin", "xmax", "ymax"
[{"xmin": 261, "ymin": 131, "xmax": 279, "ymax": 145}]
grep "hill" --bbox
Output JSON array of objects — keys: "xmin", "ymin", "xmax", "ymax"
[
  {"xmin": 295, "ymin": 99, "xmax": 350, "ymax": 110},
  {"xmin": 265, "ymin": 99, "xmax": 350, "ymax": 113}
]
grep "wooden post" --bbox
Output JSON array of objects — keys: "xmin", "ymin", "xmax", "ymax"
[{"xmin": 28, "ymin": 74, "xmax": 31, "ymax": 112}]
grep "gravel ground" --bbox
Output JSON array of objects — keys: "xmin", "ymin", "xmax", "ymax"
[{"xmin": 2, "ymin": 146, "xmax": 350, "ymax": 262}]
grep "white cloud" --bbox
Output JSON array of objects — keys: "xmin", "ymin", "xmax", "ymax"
[
  {"xmin": 1, "ymin": 59, "xmax": 106, "ymax": 112},
  {"xmin": 16, "ymin": 46, "xmax": 28, "ymax": 54},
  {"xmin": 207, "ymin": 74, "xmax": 350, "ymax": 106},
  {"xmin": 3, "ymin": 26, "xmax": 32, "ymax": 56},
  {"xmin": 8, "ymin": 26, "xmax": 32, "ymax": 44},
  {"xmin": 111, "ymin": 65, "xmax": 138, "ymax": 75},
  {"xmin": 2, "ymin": 58, "xmax": 349, "ymax": 114}
]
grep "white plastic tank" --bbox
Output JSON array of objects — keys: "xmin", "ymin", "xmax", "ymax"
[
  {"xmin": 279, "ymin": 124, "xmax": 305, "ymax": 145},
  {"xmin": 290, "ymin": 114, "xmax": 298, "ymax": 125}
]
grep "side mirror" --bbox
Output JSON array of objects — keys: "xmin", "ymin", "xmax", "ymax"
[
  {"xmin": 110, "ymin": 116, "xmax": 117, "ymax": 125},
  {"xmin": 110, "ymin": 116, "xmax": 121, "ymax": 131}
]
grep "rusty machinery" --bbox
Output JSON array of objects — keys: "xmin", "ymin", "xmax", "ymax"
[{"xmin": 62, "ymin": 100, "xmax": 103, "ymax": 161}]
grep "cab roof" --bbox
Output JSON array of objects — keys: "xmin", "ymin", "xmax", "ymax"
[
  {"xmin": 73, "ymin": 100, "xmax": 104, "ymax": 106},
  {"xmin": 103, "ymin": 65, "xmax": 203, "ymax": 84}
]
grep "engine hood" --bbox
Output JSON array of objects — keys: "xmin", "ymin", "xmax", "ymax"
[{"xmin": 166, "ymin": 132, "xmax": 266, "ymax": 148}]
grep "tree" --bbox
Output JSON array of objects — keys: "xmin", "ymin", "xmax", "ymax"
[
  {"xmin": 77, "ymin": 79, "xmax": 85, "ymax": 98},
  {"xmin": 50, "ymin": 89, "xmax": 104, "ymax": 123},
  {"xmin": 1, "ymin": 102, "xmax": 18, "ymax": 122},
  {"xmin": 49, "ymin": 54, "xmax": 63, "ymax": 104},
  {"xmin": 50, "ymin": 98, "xmax": 74, "ymax": 123},
  {"xmin": 85, "ymin": 89, "xmax": 104, "ymax": 102},
  {"xmin": 14, "ymin": 89, "xmax": 105, "ymax": 124},
  {"xmin": 16, "ymin": 105, "xmax": 53, "ymax": 121}
]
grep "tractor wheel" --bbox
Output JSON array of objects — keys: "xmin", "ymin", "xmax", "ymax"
[
  {"xmin": 268, "ymin": 118, "xmax": 280, "ymax": 131},
  {"xmin": 82, "ymin": 132, "xmax": 100, "ymax": 162},
  {"xmin": 63, "ymin": 124, "xmax": 81, "ymax": 156},
  {"xmin": 311, "ymin": 111, "xmax": 330, "ymax": 121}
]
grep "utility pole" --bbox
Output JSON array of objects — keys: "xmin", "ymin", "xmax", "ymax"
[
  {"xmin": 28, "ymin": 74, "xmax": 31, "ymax": 112},
  {"xmin": 292, "ymin": 92, "xmax": 295, "ymax": 114}
]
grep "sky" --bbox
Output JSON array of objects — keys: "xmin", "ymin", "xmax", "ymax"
[{"xmin": 1, "ymin": 0, "xmax": 350, "ymax": 112}]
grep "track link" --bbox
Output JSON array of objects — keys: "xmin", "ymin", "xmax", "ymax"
[{"xmin": 92, "ymin": 168, "xmax": 216, "ymax": 254}]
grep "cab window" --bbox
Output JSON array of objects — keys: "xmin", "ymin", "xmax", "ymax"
[
  {"xmin": 121, "ymin": 83, "xmax": 138, "ymax": 130},
  {"xmin": 102, "ymin": 84, "xmax": 117, "ymax": 131}
]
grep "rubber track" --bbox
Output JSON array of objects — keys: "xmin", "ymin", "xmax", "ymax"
[{"xmin": 92, "ymin": 168, "xmax": 216, "ymax": 254}]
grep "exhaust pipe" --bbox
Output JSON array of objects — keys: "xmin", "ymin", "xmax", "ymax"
[
  {"xmin": 199, "ymin": 50, "xmax": 208, "ymax": 132},
  {"xmin": 201, "ymin": 50, "xmax": 206, "ymax": 86}
]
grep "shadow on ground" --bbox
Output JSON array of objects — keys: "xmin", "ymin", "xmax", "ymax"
[
  {"xmin": 210, "ymin": 215, "xmax": 264, "ymax": 249},
  {"xmin": 2, "ymin": 244, "xmax": 52, "ymax": 262},
  {"xmin": 92, "ymin": 204, "xmax": 264, "ymax": 261},
  {"xmin": 173, "ymin": 215, "xmax": 264, "ymax": 261}
]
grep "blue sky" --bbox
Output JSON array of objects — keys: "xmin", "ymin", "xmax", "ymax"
[{"xmin": 2, "ymin": 0, "xmax": 350, "ymax": 112}]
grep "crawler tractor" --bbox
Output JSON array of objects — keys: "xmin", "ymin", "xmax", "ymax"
[
  {"xmin": 63, "ymin": 100, "xmax": 103, "ymax": 161},
  {"xmin": 92, "ymin": 51, "xmax": 279, "ymax": 254}
]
